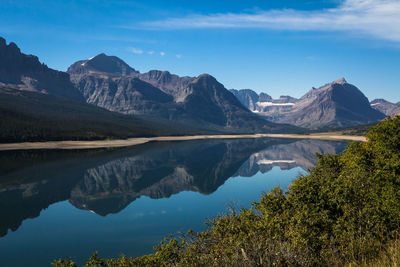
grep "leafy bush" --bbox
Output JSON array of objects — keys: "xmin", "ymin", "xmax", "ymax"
[{"xmin": 53, "ymin": 116, "xmax": 400, "ymax": 266}]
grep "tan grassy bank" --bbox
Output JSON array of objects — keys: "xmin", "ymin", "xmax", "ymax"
[{"xmin": 0, "ymin": 133, "xmax": 366, "ymax": 151}]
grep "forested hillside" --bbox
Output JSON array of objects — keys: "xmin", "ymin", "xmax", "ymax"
[{"xmin": 0, "ymin": 86, "xmax": 214, "ymax": 142}]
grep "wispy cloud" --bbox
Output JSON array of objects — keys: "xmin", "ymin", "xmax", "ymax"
[
  {"xmin": 140, "ymin": 0, "xmax": 400, "ymax": 42},
  {"xmin": 128, "ymin": 48, "xmax": 169, "ymax": 56},
  {"xmin": 129, "ymin": 47, "xmax": 144, "ymax": 54},
  {"xmin": 176, "ymin": 54, "xmax": 182, "ymax": 59}
]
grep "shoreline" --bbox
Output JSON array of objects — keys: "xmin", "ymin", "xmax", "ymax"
[{"xmin": 0, "ymin": 134, "xmax": 366, "ymax": 151}]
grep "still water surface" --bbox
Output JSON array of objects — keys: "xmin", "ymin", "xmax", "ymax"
[{"xmin": 0, "ymin": 138, "xmax": 348, "ymax": 266}]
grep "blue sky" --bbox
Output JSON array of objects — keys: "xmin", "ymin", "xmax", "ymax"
[{"xmin": 1, "ymin": 0, "xmax": 399, "ymax": 102}]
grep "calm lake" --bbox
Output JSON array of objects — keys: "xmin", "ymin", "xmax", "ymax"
[{"xmin": 0, "ymin": 138, "xmax": 348, "ymax": 266}]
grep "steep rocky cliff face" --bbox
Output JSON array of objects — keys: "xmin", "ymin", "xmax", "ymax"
[
  {"xmin": 231, "ymin": 78, "xmax": 385, "ymax": 129},
  {"xmin": 69, "ymin": 75, "xmax": 174, "ymax": 116},
  {"xmin": 68, "ymin": 54, "xmax": 297, "ymax": 133},
  {"xmin": 138, "ymin": 70, "xmax": 195, "ymax": 101},
  {"xmin": 181, "ymin": 74, "xmax": 284, "ymax": 130},
  {"xmin": 229, "ymin": 89, "xmax": 260, "ymax": 110},
  {"xmin": 0, "ymin": 37, "xmax": 82, "ymax": 101}
]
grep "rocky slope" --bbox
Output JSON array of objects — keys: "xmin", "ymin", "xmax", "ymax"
[
  {"xmin": 370, "ymin": 99, "xmax": 400, "ymax": 117},
  {"xmin": 0, "ymin": 37, "xmax": 82, "ymax": 101},
  {"xmin": 229, "ymin": 89, "xmax": 260, "ymax": 110},
  {"xmin": 68, "ymin": 54, "xmax": 298, "ymax": 133},
  {"xmin": 231, "ymin": 78, "xmax": 385, "ymax": 129},
  {"xmin": 137, "ymin": 70, "xmax": 195, "ymax": 101},
  {"xmin": 0, "ymin": 84, "xmax": 213, "ymax": 142}
]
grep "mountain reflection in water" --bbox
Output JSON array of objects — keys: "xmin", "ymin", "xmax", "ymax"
[{"xmin": 0, "ymin": 138, "xmax": 347, "ymax": 240}]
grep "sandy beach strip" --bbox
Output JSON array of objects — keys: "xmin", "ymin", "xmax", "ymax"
[{"xmin": 0, "ymin": 134, "xmax": 366, "ymax": 151}]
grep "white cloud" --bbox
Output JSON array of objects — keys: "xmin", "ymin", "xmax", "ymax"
[
  {"xmin": 141, "ymin": 0, "xmax": 400, "ymax": 42},
  {"xmin": 176, "ymin": 54, "xmax": 182, "ymax": 59},
  {"xmin": 129, "ymin": 47, "xmax": 144, "ymax": 54},
  {"xmin": 160, "ymin": 51, "xmax": 165, "ymax": 56},
  {"xmin": 147, "ymin": 50, "xmax": 154, "ymax": 55}
]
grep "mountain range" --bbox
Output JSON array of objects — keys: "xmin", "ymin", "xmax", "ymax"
[
  {"xmin": 0, "ymin": 36, "xmax": 397, "ymax": 141},
  {"xmin": 67, "ymin": 53, "xmax": 292, "ymax": 132},
  {"xmin": 0, "ymin": 37, "xmax": 298, "ymax": 142},
  {"xmin": 230, "ymin": 78, "xmax": 386, "ymax": 130},
  {"xmin": 370, "ymin": 99, "xmax": 400, "ymax": 117}
]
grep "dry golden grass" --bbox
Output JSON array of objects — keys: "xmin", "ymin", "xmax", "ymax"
[{"xmin": 0, "ymin": 133, "xmax": 366, "ymax": 151}]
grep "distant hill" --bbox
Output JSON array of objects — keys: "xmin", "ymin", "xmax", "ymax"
[
  {"xmin": 370, "ymin": 99, "xmax": 400, "ymax": 117},
  {"xmin": 231, "ymin": 78, "xmax": 385, "ymax": 129},
  {"xmin": 68, "ymin": 53, "xmax": 299, "ymax": 133}
]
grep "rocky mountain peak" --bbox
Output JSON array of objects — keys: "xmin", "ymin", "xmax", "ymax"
[
  {"xmin": 83, "ymin": 53, "xmax": 137, "ymax": 75},
  {"xmin": 0, "ymin": 37, "xmax": 83, "ymax": 101},
  {"xmin": 0, "ymin": 38, "xmax": 24, "ymax": 58},
  {"xmin": 68, "ymin": 53, "xmax": 138, "ymax": 76},
  {"xmin": 277, "ymin": 95, "xmax": 298, "ymax": 103},
  {"xmin": 229, "ymin": 89, "xmax": 261, "ymax": 110},
  {"xmin": 230, "ymin": 78, "xmax": 385, "ymax": 129},
  {"xmin": 332, "ymin": 77, "xmax": 347, "ymax": 85},
  {"xmin": 195, "ymin": 73, "xmax": 218, "ymax": 83},
  {"xmin": 147, "ymin": 70, "xmax": 171, "ymax": 78},
  {"xmin": 142, "ymin": 70, "xmax": 175, "ymax": 85},
  {"xmin": 7, "ymin": 42, "xmax": 21, "ymax": 54},
  {"xmin": 259, "ymin": 93, "xmax": 273, "ymax": 102},
  {"xmin": 370, "ymin": 98, "xmax": 400, "ymax": 116},
  {"xmin": 308, "ymin": 78, "xmax": 349, "ymax": 95},
  {"xmin": 371, "ymin": 98, "xmax": 390, "ymax": 104},
  {"xmin": 0, "ymin": 38, "xmax": 16, "ymax": 50}
]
